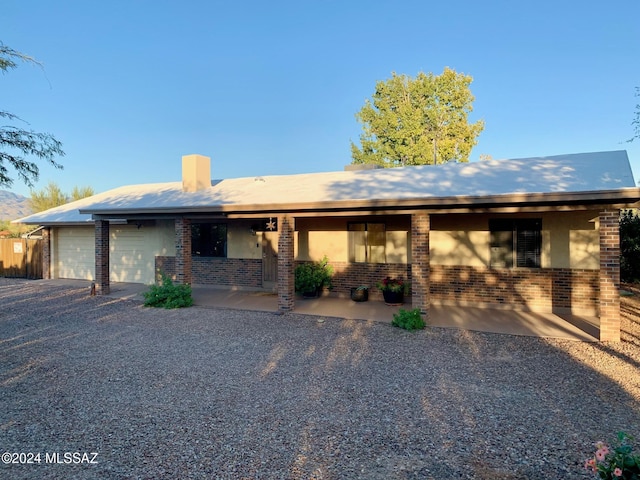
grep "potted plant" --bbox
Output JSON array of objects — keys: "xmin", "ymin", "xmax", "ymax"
[
  {"xmin": 350, "ymin": 285, "xmax": 369, "ymax": 302},
  {"xmin": 295, "ymin": 256, "xmax": 333, "ymax": 298},
  {"xmin": 376, "ymin": 276, "xmax": 407, "ymax": 305}
]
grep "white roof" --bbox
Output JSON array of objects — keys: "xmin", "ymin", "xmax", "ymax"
[{"xmin": 14, "ymin": 150, "xmax": 639, "ymax": 225}]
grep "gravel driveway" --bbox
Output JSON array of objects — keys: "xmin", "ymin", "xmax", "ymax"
[{"xmin": 1, "ymin": 278, "xmax": 640, "ymax": 479}]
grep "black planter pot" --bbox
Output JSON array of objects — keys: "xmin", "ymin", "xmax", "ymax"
[
  {"xmin": 382, "ymin": 290, "xmax": 404, "ymax": 306},
  {"xmin": 350, "ymin": 288, "xmax": 368, "ymax": 302},
  {"xmin": 302, "ymin": 287, "xmax": 321, "ymax": 299}
]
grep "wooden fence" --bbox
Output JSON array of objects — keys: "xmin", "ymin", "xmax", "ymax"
[{"xmin": 0, "ymin": 238, "xmax": 43, "ymax": 279}]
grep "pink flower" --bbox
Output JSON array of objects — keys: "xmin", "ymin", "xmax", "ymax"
[
  {"xmin": 584, "ymin": 458, "xmax": 597, "ymax": 472},
  {"xmin": 614, "ymin": 467, "xmax": 623, "ymax": 477},
  {"xmin": 596, "ymin": 448, "xmax": 608, "ymax": 461}
]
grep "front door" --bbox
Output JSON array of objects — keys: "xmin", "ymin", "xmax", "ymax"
[{"xmin": 262, "ymin": 232, "xmax": 278, "ymax": 290}]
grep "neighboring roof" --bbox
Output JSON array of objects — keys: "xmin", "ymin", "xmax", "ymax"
[{"xmin": 14, "ymin": 150, "xmax": 640, "ymax": 225}]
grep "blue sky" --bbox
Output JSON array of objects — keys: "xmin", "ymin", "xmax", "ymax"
[{"xmin": 2, "ymin": 0, "xmax": 639, "ymax": 198}]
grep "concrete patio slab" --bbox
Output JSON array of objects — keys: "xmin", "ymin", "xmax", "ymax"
[{"xmin": 30, "ymin": 280, "xmax": 599, "ymax": 341}]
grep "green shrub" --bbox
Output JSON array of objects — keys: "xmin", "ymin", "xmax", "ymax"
[
  {"xmin": 294, "ymin": 255, "xmax": 334, "ymax": 294},
  {"xmin": 392, "ymin": 308, "xmax": 425, "ymax": 331},
  {"xmin": 621, "ymin": 209, "xmax": 640, "ymax": 283},
  {"xmin": 584, "ymin": 432, "xmax": 640, "ymax": 478},
  {"xmin": 143, "ymin": 274, "xmax": 193, "ymax": 309}
]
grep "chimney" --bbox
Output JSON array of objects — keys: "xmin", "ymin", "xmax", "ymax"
[{"xmin": 182, "ymin": 154, "xmax": 211, "ymax": 192}]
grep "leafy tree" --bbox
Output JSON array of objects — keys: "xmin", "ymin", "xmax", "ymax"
[
  {"xmin": 0, "ymin": 42, "xmax": 64, "ymax": 187},
  {"xmin": 0, "ymin": 219, "xmax": 30, "ymax": 238},
  {"xmin": 621, "ymin": 209, "xmax": 640, "ymax": 283},
  {"xmin": 629, "ymin": 87, "xmax": 639, "ymax": 143},
  {"xmin": 29, "ymin": 181, "xmax": 94, "ymax": 213},
  {"xmin": 351, "ymin": 68, "xmax": 484, "ymax": 167},
  {"xmin": 70, "ymin": 185, "xmax": 95, "ymax": 201}
]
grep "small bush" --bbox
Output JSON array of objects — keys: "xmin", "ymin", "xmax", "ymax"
[
  {"xmin": 584, "ymin": 432, "xmax": 640, "ymax": 479},
  {"xmin": 392, "ymin": 308, "xmax": 425, "ymax": 331},
  {"xmin": 143, "ymin": 274, "xmax": 193, "ymax": 309},
  {"xmin": 294, "ymin": 255, "xmax": 334, "ymax": 294}
]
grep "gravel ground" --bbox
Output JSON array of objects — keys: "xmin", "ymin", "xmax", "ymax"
[{"xmin": 1, "ymin": 278, "xmax": 639, "ymax": 480}]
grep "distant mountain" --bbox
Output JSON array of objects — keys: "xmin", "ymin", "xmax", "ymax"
[{"xmin": 0, "ymin": 190, "xmax": 32, "ymax": 221}]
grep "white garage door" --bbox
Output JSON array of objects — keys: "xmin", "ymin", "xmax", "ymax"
[
  {"xmin": 110, "ymin": 225, "xmax": 153, "ymax": 283},
  {"xmin": 56, "ymin": 227, "xmax": 95, "ymax": 280},
  {"xmin": 55, "ymin": 223, "xmax": 166, "ymax": 285}
]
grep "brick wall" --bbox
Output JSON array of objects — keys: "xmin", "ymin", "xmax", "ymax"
[
  {"xmin": 155, "ymin": 256, "xmax": 176, "ymax": 282},
  {"xmin": 193, "ymin": 257, "xmax": 262, "ymax": 286},
  {"xmin": 430, "ymin": 265, "xmax": 599, "ymax": 313},
  {"xmin": 156, "ymin": 256, "xmax": 600, "ymax": 314},
  {"xmin": 321, "ymin": 261, "xmax": 411, "ymax": 301},
  {"xmin": 155, "ymin": 256, "xmax": 262, "ymax": 287}
]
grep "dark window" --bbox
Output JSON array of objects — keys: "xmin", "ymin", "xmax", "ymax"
[
  {"xmin": 348, "ymin": 223, "xmax": 386, "ymax": 263},
  {"xmin": 489, "ymin": 219, "xmax": 541, "ymax": 268},
  {"xmin": 192, "ymin": 223, "xmax": 227, "ymax": 257}
]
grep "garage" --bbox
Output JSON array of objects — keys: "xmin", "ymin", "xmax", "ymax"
[
  {"xmin": 54, "ymin": 226, "xmax": 95, "ymax": 280},
  {"xmin": 109, "ymin": 224, "xmax": 154, "ymax": 284},
  {"xmin": 53, "ymin": 222, "xmax": 172, "ymax": 285}
]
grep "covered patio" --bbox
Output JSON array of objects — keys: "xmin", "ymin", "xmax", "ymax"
[{"xmin": 101, "ymin": 281, "xmax": 599, "ymax": 341}]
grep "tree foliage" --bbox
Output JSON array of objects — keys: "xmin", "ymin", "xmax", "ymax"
[
  {"xmin": 0, "ymin": 219, "xmax": 30, "ymax": 238},
  {"xmin": 621, "ymin": 209, "xmax": 640, "ymax": 283},
  {"xmin": 70, "ymin": 185, "xmax": 95, "ymax": 201},
  {"xmin": 0, "ymin": 42, "xmax": 64, "ymax": 187},
  {"xmin": 29, "ymin": 181, "xmax": 94, "ymax": 213},
  {"xmin": 629, "ymin": 87, "xmax": 640, "ymax": 143},
  {"xmin": 351, "ymin": 68, "xmax": 484, "ymax": 167}
]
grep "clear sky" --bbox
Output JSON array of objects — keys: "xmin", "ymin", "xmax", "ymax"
[{"xmin": 2, "ymin": 0, "xmax": 639, "ymax": 198}]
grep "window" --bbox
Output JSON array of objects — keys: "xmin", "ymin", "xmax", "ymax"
[
  {"xmin": 348, "ymin": 223, "xmax": 386, "ymax": 263},
  {"xmin": 489, "ymin": 219, "xmax": 541, "ymax": 268},
  {"xmin": 192, "ymin": 223, "xmax": 227, "ymax": 257}
]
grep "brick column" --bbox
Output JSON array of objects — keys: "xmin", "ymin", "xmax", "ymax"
[
  {"xmin": 42, "ymin": 227, "xmax": 51, "ymax": 279},
  {"xmin": 599, "ymin": 209, "xmax": 620, "ymax": 342},
  {"xmin": 175, "ymin": 218, "xmax": 192, "ymax": 285},
  {"xmin": 95, "ymin": 220, "xmax": 110, "ymax": 295},
  {"xmin": 411, "ymin": 212, "xmax": 430, "ymax": 318},
  {"xmin": 278, "ymin": 215, "xmax": 295, "ymax": 312}
]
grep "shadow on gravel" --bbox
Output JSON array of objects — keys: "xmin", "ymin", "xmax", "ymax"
[{"xmin": 1, "ymin": 279, "xmax": 639, "ymax": 480}]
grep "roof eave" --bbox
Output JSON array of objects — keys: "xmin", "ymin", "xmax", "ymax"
[{"xmin": 81, "ymin": 188, "xmax": 640, "ymax": 217}]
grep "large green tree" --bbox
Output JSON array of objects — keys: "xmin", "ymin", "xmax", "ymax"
[
  {"xmin": 351, "ymin": 67, "xmax": 484, "ymax": 167},
  {"xmin": 29, "ymin": 181, "xmax": 94, "ymax": 213},
  {"xmin": 0, "ymin": 42, "xmax": 64, "ymax": 187}
]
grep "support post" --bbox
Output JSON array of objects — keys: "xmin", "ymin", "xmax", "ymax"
[
  {"xmin": 95, "ymin": 220, "xmax": 110, "ymax": 294},
  {"xmin": 599, "ymin": 209, "xmax": 620, "ymax": 342},
  {"xmin": 278, "ymin": 215, "xmax": 295, "ymax": 312},
  {"xmin": 42, "ymin": 227, "xmax": 51, "ymax": 280},
  {"xmin": 411, "ymin": 212, "xmax": 430, "ymax": 319},
  {"xmin": 175, "ymin": 218, "xmax": 192, "ymax": 285}
]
